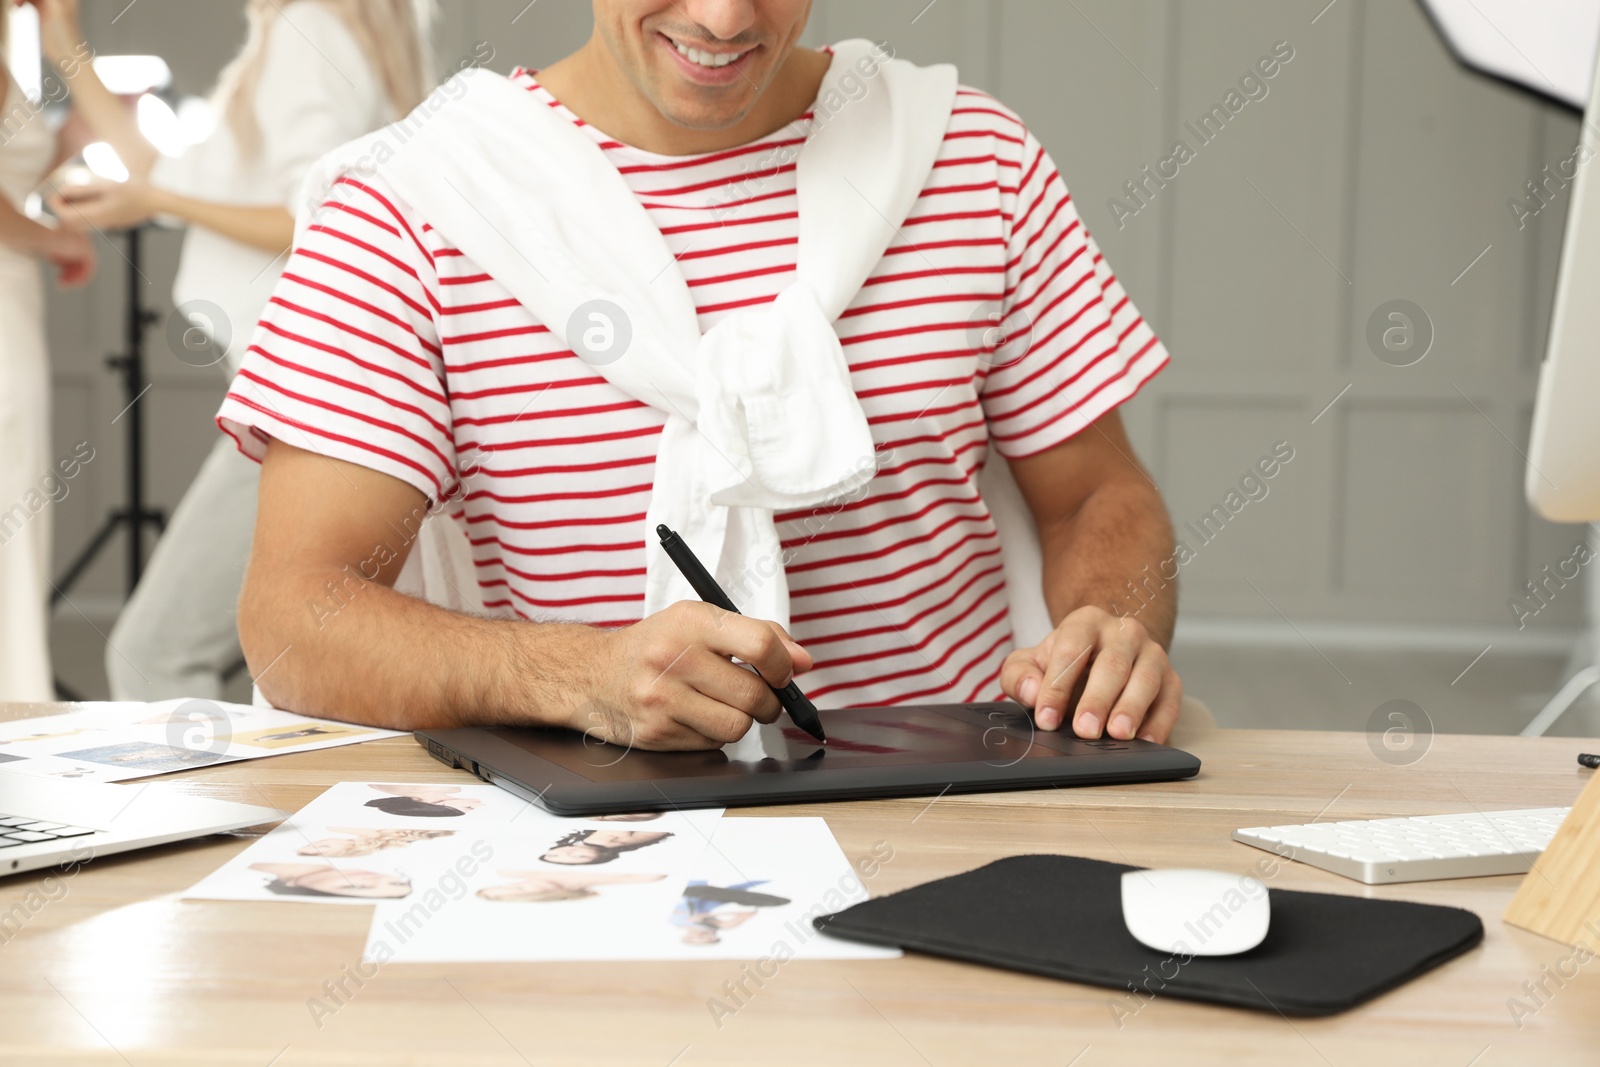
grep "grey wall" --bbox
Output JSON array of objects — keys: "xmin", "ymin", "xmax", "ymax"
[{"xmin": 41, "ymin": 1, "xmax": 1588, "ymax": 648}]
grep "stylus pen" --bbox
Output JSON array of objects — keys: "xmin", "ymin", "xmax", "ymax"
[{"xmin": 655, "ymin": 524, "xmax": 827, "ymax": 743}]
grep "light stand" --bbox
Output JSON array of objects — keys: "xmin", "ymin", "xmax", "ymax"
[{"xmin": 51, "ymin": 225, "xmax": 166, "ymax": 700}]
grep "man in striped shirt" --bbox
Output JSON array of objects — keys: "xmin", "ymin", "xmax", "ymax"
[{"xmin": 222, "ymin": 0, "xmax": 1183, "ymax": 751}]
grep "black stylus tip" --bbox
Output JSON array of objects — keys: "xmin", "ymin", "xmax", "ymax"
[{"xmin": 656, "ymin": 524, "xmax": 673, "ymax": 540}]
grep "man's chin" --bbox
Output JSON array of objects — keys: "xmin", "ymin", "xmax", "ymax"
[{"xmin": 652, "ymin": 95, "xmax": 760, "ymax": 133}]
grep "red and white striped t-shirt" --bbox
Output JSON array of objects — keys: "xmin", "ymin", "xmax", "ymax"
[{"xmin": 217, "ymin": 62, "xmax": 1168, "ymax": 709}]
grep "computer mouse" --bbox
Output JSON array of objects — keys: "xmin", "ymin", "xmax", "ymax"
[{"xmin": 1120, "ymin": 868, "xmax": 1271, "ymax": 956}]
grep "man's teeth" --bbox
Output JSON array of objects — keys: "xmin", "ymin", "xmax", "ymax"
[{"xmin": 671, "ymin": 40, "xmax": 747, "ymax": 68}]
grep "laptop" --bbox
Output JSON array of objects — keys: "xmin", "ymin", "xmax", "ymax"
[
  {"xmin": 0, "ymin": 777, "xmax": 282, "ymax": 879},
  {"xmin": 418, "ymin": 701, "xmax": 1202, "ymax": 816}
]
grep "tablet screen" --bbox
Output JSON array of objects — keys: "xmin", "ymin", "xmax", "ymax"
[{"xmin": 484, "ymin": 703, "xmax": 1118, "ymax": 784}]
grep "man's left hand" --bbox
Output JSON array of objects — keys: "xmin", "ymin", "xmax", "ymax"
[{"xmin": 999, "ymin": 606, "xmax": 1182, "ymax": 743}]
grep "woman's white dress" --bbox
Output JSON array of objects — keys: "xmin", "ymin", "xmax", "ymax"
[{"xmin": 0, "ymin": 66, "xmax": 56, "ymax": 701}]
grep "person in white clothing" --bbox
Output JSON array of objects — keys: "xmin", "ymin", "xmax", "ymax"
[
  {"xmin": 0, "ymin": 5, "xmax": 96, "ymax": 702},
  {"xmin": 30, "ymin": 0, "xmax": 434, "ymax": 700}
]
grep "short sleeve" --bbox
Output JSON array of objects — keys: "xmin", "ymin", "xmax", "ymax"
[
  {"xmin": 254, "ymin": 1, "xmax": 388, "ymax": 209},
  {"xmin": 980, "ymin": 130, "xmax": 1168, "ymax": 458},
  {"xmin": 216, "ymin": 175, "xmax": 456, "ymax": 502}
]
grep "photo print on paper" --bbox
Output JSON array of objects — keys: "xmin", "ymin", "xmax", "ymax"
[
  {"xmin": 476, "ymin": 870, "xmax": 668, "ymax": 902},
  {"xmin": 2, "ymin": 727, "xmax": 100, "ymax": 745},
  {"xmin": 672, "ymin": 880, "xmax": 792, "ymax": 946},
  {"xmin": 363, "ymin": 785, "xmax": 484, "ymax": 818},
  {"xmin": 232, "ymin": 723, "xmax": 375, "ymax": 749},
  {"xmin": 297, "ymin": 827, "xmax": 458, "ymax": 858},
  {"xmin": 540, "ymin": 829, "xmax": 676, "ymax": 866},
  {"xmin": 58, "ymin": 741, "xmax": 226, "ymax": 772},
  {"xmin": 250, "ymin": 863, "xmax": 412, "ymax": 899}
]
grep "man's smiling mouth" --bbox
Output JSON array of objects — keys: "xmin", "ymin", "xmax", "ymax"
[{"xmin": 662, "ymin": 33, "xmax": 754, "ymax": 69}]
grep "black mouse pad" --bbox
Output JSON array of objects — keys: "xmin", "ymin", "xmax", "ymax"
[{"xmin": 813, "ymin": 855, "xmax": 1483, "ymax": 1016}]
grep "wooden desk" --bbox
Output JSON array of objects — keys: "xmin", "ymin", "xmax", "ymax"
[{"xmin": 2, "ymin": 704, "xmax": 1597, "ymax": 1066}]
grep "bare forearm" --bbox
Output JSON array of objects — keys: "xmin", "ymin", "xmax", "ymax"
[
  {"xmin": 244, "ymin": 442, "xmax": 811, "ymax": 752},
  {"xmin": 1038, "ymin": 474, "xmax": 1178, "ymax": 647},
  {"xmin": 149, "ymin": 187, "xmax": 294, "ymax": 253},
  {"xmin": 999, "ymin": 412, "xmax": 1183, "ymax": 740},
  {"xmin": 240, "ymin": 565, "xmax": 601, "ymax": 732}
]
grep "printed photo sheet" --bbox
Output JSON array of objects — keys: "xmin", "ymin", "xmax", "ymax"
[
  {"xmin": 0, "ymin": 700, "xmax": 400, "ymax": 783},
  {"xmin": 364, "ymin": 816, "xmax": 900, "ymax": 962},
  {"xmin": 643, "ymin": 816, "xmax": 899, "ymax": 961},
  {"xmin": 183, "ymin": 781, "xmax": 722, "ymax": 910}
]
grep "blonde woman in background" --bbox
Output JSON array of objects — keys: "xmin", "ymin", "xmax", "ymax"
[
  {"xmin": 29, "ymin": 0, "xmax": 434, "ymax": 701},
  {"xmin": 0, "ymin": 3, "xmax": 95, "ymax": 701}
]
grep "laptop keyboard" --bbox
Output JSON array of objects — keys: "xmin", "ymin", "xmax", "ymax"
[{"xmin": 0, "ymin": 813, "xmax": 98, "ymax": 847}]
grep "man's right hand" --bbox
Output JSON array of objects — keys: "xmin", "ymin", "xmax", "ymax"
[
  {"xmin": 569, "ymin": 601, "xmax": 812, "ymax": 751},
  {"xmin": 241, "ymin": 441, "xmax": 813, "ymax": 748}
]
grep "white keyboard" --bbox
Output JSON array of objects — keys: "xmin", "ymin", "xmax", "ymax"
[{"xmin": 1233, "ymin": 807, "xmax": 1571, "ymax": 884}]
